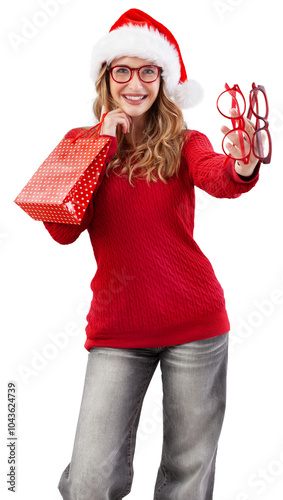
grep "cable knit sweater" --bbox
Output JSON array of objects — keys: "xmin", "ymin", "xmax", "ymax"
[{"xmin": 44, "ymin": 128, "xmax": 260, "ymax": 350}]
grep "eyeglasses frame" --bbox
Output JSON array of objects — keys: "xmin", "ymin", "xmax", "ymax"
[
  {"xmin": 247, "ymin": 83, "xmax": 272, "ymax": 164},
  {"xmin": 217, "ymin": 82, "xmax": 272, "ymax": 165},
  {"xmin": 217, "ymin": 83, "xmax": 251, "ymax": 165},
  {"xmin": 107, "ymin": 65, "xmax": 162, "ymax": 84}
]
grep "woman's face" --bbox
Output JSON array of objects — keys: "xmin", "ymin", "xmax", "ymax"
[{"xmin": 108, "ymin": 56, "xmax": 161, "ymax": 119}]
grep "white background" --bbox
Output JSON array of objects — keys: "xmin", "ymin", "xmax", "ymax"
[{"xmin": 1, "ymin": 0, "xmax": 283, "ymax": 499}]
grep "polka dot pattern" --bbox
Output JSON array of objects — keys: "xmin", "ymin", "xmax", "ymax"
[{"xmin": 15, "ymin": 136, "xmax": 111, "ymax": 224}]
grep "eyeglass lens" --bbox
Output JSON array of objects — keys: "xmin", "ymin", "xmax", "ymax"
[
  {"xmin": 250, "ymin": 88, "xmax": 268, "ymax": 119},
  {"xmin": 218, "ymin": 88, "xmax": 246, "ymax": 119},
  {"xmin": 111, "ymin": 66, "xmax": 159, "ymax": 82},
  {"xmin": 223, "ymin": 129, "xmax": 251, "ymax": 160},
  {"xmin": 253, "ymin": 129, "xmax": 270, "ymax": 159}
]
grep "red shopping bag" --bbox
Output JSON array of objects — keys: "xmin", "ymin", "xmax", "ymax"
[{"xmin": 14, "ymin": 119, "xmax": 111, "ymax": 225}]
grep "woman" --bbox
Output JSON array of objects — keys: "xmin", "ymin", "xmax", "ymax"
[{"xmin": 44, "ymin": 9, "xmax": 261, "ymax": 500}]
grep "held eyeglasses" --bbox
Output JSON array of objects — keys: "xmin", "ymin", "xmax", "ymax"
[{"xmin": 217, "ymin": 82, "xmax": 272, "ymax": 165}]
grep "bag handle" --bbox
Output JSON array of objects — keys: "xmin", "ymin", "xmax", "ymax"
[{"xmin": 71, "ymin": 112, "xmax": 108, "ymax": 143}]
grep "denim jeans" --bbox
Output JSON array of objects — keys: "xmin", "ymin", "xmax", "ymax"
[{"xmin": 58, "ymin": 333, "xmax": 229, "ymax": 500}]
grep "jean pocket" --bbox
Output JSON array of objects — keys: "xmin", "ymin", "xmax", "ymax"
[
  {"xmin": 62, "ymin": 463, "xmax": 70, "ymax": 476},
  {"xmin": 58, "ymin": 462, "xmax": 70, "ymax": 490}
]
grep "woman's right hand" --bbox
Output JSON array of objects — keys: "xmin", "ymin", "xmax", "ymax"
[{"xmin": 100, "ymin": 105, "xmax": 132, "ymax": 137}]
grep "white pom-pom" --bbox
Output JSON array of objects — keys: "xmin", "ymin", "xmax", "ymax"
[{"xmin": 173, "ymin": 79, "xmax": 204, "ymax": 109}]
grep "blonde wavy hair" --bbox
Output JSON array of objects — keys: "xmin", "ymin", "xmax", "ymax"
[{"xmin": 93, "ymin": 64, "xmax": 188, "ymax": 186}]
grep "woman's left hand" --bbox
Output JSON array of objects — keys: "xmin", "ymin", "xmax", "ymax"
[{"xmin": 221, "ymin": 108, "xmax": 259, "ymax": 177}]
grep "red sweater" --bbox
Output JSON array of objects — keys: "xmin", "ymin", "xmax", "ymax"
[{"xmin": 44, "ymin": 128, "xmax": 260, "ymax": 350}]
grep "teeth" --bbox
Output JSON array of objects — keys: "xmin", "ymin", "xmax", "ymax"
[{"xmin": 124, "ymin": 95, "xmax": 145, "ymax": 101}]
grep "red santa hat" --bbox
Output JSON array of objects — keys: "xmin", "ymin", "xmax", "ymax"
[{"xmin": 90, "ymin": 8, "xmax": 203, "ymax": 109}]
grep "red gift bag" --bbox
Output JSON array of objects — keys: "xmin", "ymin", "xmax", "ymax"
[{"xmin": 14, "ymin": 119, "xmax": 111, "ymax": 225}]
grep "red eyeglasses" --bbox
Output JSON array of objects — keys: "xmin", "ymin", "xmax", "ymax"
[
  {"xmin": 217, "ymin": 83, "xmax": 272, "ymax": 165},
  {"xmin": 107, "ymin": 65, "xmax": 162, "ymax": 84},
  {"xmin": 247, "ymin": 83, "xmax": 272, "ymax": 164}
]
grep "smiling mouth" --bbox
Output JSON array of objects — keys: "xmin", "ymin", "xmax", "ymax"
[{"xmin": 122, "ymin": 95, "xmax": 147, "ymax": 101}]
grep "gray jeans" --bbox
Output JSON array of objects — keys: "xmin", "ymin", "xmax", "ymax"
[{"xmin": 58, "ymin": 333, "xmax": 229, "ymax": 500}]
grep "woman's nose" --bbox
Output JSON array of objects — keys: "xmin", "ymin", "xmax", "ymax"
[{"xmin": 128, "ymin": 71, "xmax": 143, "ymax": 90}]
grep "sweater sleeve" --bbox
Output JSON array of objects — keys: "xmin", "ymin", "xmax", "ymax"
[
  {"xmin": 43, "ymin": 129, "xmax": 118, "ymax": 245},
  {"xmin": 183, "ymin": 130, "xmax": 260, "ymax": 199}
]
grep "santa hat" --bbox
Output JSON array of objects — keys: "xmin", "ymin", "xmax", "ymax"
[{"xmin": 90, "ymin": 8, "xmax": 203, "ymax": 109}]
